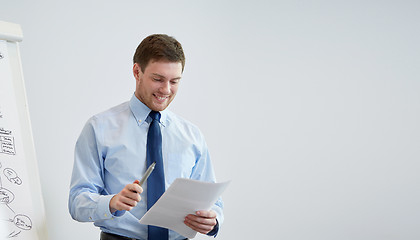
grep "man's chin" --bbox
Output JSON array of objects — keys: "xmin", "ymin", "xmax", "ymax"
[{"xmin": 150, "ymin": 104, "xmax": 169, "ymax": 112}]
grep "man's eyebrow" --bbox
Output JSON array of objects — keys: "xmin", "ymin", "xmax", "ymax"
[
  {"xmin": 152, "ymin": 73, "xmax": 164, "ymax": 77},
  {"xmin": 152, "ymin": 73, "xmax": 181, "ymax": 80}
]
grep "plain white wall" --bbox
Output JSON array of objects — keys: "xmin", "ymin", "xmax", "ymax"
[{"xmin": 1, "ymin": 1, "xmax": 420, "ymax": 239}]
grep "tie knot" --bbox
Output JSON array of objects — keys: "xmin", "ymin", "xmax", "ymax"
[{"xmin": 149, "ymin": 111, "xmax": 161, "ymax": 121}]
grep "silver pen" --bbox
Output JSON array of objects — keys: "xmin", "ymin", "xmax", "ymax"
[{"xmin": 138, "ymin": 162, "xmax": 156, "ymax": 186}]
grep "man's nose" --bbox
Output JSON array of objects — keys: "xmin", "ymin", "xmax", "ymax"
[{"xmin": 159, "ymin": 81, "xmax": 171, "ymax": 94}]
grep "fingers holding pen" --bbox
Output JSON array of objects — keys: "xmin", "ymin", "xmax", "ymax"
[
  {"xmin": 110, "ymin": 180, "xmax": 143, "ymax": 213},
  {"xmin": 124, "ymin": 180, "xmax": 143, "ymax": 198},
  {"xmin": 132, "ymin": 180, "xmax": 143, "ymax": 194}
]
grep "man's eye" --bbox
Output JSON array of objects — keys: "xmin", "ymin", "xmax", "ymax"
[
  {"xmin": 171, "ymin": 81, "xmax": 179, "ymax": 85},
  {"xmin": 153, "ymin": 78, "xmax": 162, "ymax": 82}
]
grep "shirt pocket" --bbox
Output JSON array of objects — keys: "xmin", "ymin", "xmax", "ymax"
[{"xmin": 165, "ymin": 150, "xmax": 196, "ymax": 185}]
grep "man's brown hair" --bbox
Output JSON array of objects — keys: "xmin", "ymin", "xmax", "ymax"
[{"xmin": 133, "ymin": 34, "xmax": 185, "ymax": 72}]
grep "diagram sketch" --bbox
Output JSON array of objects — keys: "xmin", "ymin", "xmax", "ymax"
[
  {"xmin": 3, "ymin": 169, "xmax": 22, "ymax": 186},
  {"xmin": 0, "ymin": 162, "xmax": 33, "ymax": 238},
  {"xmin": 0, "ymin": 128, "xmax": 16, "ymax": 155}
]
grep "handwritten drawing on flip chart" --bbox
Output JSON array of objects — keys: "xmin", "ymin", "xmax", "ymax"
[
  {"xmin": 0, "ymin": 129, "xmax": 16, "ymax": 155},
  {"xmin": 0, "ymin": 162, "xmax": 32, "ymax": 238},
  {"xmin": 0, "ymin": 39, "xmax": 38, "ymax": 239}
]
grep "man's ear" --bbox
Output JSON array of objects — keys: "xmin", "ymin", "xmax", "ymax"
[{"xmin": 133, "ymin": 63, "xmax": 142, "ymax": 80}]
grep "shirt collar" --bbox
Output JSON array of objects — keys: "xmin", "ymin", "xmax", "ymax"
[{"xmin": 129, "ymin": 94, "xmax": 167, "ymax": 127}]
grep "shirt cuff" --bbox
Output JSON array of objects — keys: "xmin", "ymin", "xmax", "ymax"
[
  {"xmin": 206, "ymin": 219, "xmax": 219, "ymax": 237},
  {"xmin": 97, "ymin": 194, "xmax": 125, "ymax": 219}
]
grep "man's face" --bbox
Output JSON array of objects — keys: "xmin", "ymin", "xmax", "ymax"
[{"xmin": 134, "ymin": 60, "xmax": 182, "ymax": 112}]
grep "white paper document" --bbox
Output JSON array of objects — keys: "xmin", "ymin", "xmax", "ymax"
[{"xmin": 139, "ymin": 178, "xmax": 230, "ymax": 239}]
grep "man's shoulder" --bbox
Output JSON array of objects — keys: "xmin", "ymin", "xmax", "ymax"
[
  {"xmin": 166, "ymin": 110, "xmax": 203, "ymax": 135},
  {"xmin": 166, "ymin": 110, "xmax": 195, "ymax": 126},
  {"xmin": 89, "ymin": 101, "xmax": 131, "ymax": 124}
]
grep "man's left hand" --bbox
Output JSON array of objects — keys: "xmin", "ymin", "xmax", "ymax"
[{"xmin": 184, "ymin": 210, "xmax": 217, "ymax": 235}]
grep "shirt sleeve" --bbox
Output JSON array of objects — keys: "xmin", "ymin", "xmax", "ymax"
[
  {"xmin": 189, "ymin": 130, "xmax": 224, "ymax": 231},
  {"xmin": 68, "ymin": 117, "xmax": 122, "ymax": 222}
]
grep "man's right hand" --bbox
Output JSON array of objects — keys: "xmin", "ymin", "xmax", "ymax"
[{"xmin": 110, "ymin": 180, "xmax": 143, "ymax": 213}]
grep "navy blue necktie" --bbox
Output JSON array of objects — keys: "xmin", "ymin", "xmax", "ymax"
[{"xmin": 146, "ymin": 111, "xmax": 168, "ymax": 240}]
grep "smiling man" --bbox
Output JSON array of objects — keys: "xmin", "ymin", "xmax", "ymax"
[
  {"xmin": 134, "ymin": 60, "xmax": 181, "ymax": 112},
  {"xmin": 69, "ymin": 34, "xmax": 223, "ymax": 240}
]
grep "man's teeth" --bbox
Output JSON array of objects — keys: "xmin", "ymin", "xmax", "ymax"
[{"xmin": 156, "ymin": 96, "xmax": 167, "ymax": 100}]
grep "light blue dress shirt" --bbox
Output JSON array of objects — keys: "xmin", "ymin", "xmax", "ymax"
[{"xmin": 69, "ymin": 94, "xmax": 223, "ymax": 240}]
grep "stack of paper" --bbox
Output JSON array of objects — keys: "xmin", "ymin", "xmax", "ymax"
[{"xmin": 139, "ymin": 178, "xmax": 230, "ymax": 239}]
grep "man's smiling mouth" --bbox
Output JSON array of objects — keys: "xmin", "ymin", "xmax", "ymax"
[{"xmin": 154, "ymin": 94, "xmax": 168, "ymax": 101}]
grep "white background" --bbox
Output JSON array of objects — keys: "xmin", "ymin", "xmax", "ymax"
[{"xmin": 1, "ymin": 1, "xmax": 420, "ymax": 239}]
